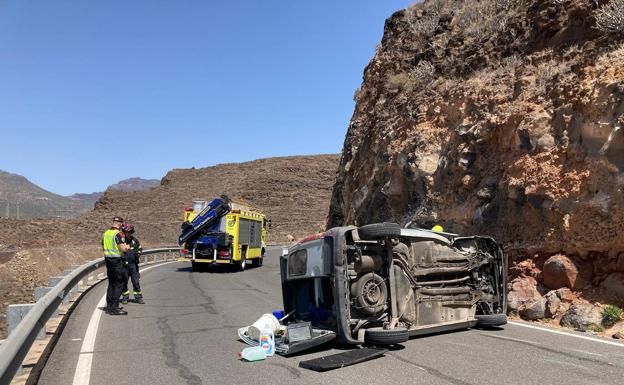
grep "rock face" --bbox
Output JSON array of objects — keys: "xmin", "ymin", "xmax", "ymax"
[{"xmin": 327, "ymin": 0, "xmax": 624, "ymax": 312}]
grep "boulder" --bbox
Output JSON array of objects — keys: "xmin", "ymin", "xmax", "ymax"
[
  {"xmin": 554, "ymin": 287, "xmax": 576, "ymax": 303},
  {"xmin": 508, "ymin": 277, "xmax": 543, "ymax": 312},
  {"xmin": 544, "ymin": 290, "xmax": 562, "ymax": 318},
  {"xmin": 520, "ymin": 297, "xmax": 546, "ymax": 320},
  {"xmin": 608, "ymin": 321, "xmax": 624, "ymax": 339},
  {"xmin": 617, "ymin": 253, "xmax": 624, "ymax": 272},
  {"xmin": 543, "ymin": 254, "xmax": 581, "ymax": 290},
  {"xmin": 560, "ymin": 304, "xmax": 603, "ymax": 332},
  {"xmin": 599, "ymin": 273, "xmax": 624, "ymax": 301}
]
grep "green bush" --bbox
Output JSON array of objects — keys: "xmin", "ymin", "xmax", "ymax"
[
  {"xmin": 602, "ymin": 305, "xmax": 624, "ymax": 327},
  {"xmin": 588, "ymin": 323, "xmax": 605, "ymax": 333}
]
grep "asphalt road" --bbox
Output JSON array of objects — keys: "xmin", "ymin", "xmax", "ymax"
[{"xmin": 40, "ymin": 247, "xmax": 624, "ymax": 385}]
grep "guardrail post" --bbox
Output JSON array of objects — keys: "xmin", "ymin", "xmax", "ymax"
[
  {"xmin": 143, "ymin": 255, "xmax": 147, "ymax": 264},
  {"xmin": 34, "ymin": 287, "xmax": 52, "ymax": 303},
  {"xmin": 48, "ymin": 277, "xmax": 69, "ymax": 305},
  {"xmin": 153, "ymin": 255, "xmax": 157, "ymax": 263},
  {"xmin": 62, "ymin": 269, "xmax": 78, "ymax": 301},
  {"xmin": 6, "ymin": 304, "xmax": 38, "ymax": 377},
  {"xmin": 7, "ymin": 305, "xmax": 34, "ymax": 336},
  {"xmin": 33, "ymin": 288, "xmax": 53, "ymax": 339}
]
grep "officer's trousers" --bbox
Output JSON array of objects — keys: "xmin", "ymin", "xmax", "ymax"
[
  {"xmin": 105, "ymin": 257, "xmax": 124, "ymax": 310},
  {"xmin": 122, "ymin": 263, "xmax": 142, "ymax": 300}
]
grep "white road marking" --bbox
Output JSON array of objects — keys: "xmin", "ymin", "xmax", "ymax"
[
  {"xmin": 72, "ymin": 261, "xmax": 177, "ymax": 385},
  {"xmin": 71, "ymin": 338, "xmax": 82, "ymax": 341},
  {"xmin": 509, "ymin": 321, "xmax": 624, "ymax": 348}
]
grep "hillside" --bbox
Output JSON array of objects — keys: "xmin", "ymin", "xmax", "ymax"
[
  {"xmin": 329, "ymin": 0, "xmax": 624, "ymax": 329},
  {"xmin": 0, "ymin": 170, "xmax": 93, "ymax": 219},
  {"xmin": 85, "ymin": 154, "xmax": 340, "ymax": 245},
  {"xmin": 0, "ymin": 154, "xmax": 339, "ymax": 337},
  {"xmin": 106, "ymin": 177, "xmax": 160, "ymax": 192}
]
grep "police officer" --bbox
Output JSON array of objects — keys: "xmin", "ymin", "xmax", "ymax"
[
  {"xmin": 120, "ymin": 223, "xmax": 144, "ymax": 304},
  {"xmin": 102, "ymin": 216, "xmax": 130, "ymax": 315}
]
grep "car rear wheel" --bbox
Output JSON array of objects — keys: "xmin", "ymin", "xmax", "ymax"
[
  {"xmin": 358, "ymin": 223, "xmax": 401, "ymax": 240},
  {"xmin": 364, "ymin": 327, "xmax": 409, "ymax": 345},
  {"xmin": 475, "ymin": 313, "xmax": 507, "ymax": 327}
]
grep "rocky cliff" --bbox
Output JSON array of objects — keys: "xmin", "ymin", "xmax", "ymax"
[{"xmin": 328, "ymin": 0, "xmax": 624, "ymax": 330}]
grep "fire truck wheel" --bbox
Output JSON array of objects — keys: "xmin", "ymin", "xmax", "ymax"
[{"xmin": 238, "ymin": 252, "xmax": 247, "ymax": 271}]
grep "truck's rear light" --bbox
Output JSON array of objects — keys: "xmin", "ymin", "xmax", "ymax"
[
  {"xmin": 218, "ymin": 250, "xmax": 230, "ymax": 256},
  {"xmin": 180, "ymin": 249, "xmax": 189, "ymax": 255}
]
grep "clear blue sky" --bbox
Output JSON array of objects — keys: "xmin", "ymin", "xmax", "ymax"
[{"xmin": 0, "ymin": 0, "xmax": 413, "ymax": 196}]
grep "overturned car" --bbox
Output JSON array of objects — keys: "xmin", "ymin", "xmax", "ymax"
[{"xmin": 279, "ymin": 223, "xmax": 507, "ymax": 347}]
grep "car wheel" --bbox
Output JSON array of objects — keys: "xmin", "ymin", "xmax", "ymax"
[
  {"xmin": 364, "ymin": 327, "xmax": 409, "ymax": 345},
  {"xmin": 475, "ymin": 313, "xmax": 507, "ymax": 327},
  {"xmin": 358, "ymin": 223, "xmax": 401, "ymax": 240}
]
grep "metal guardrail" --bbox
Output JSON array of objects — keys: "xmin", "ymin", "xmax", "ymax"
[{"xmin": 0, "ymin": 247, "xmax": 180, "ymax": 385}]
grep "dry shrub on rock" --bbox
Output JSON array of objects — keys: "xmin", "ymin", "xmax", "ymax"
[{"xmin": 595, "ymin": 0, "xmax": 624, "ymax": 34}]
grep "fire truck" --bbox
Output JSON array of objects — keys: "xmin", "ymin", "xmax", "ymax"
[{"xmin": 178, "ymin": 195, "xmax": 269, "ymax": 271}]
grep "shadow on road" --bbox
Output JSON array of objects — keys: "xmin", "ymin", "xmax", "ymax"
[{"xmin": 175, "ymin": 264, "xmax": 262, "ymax": 274}]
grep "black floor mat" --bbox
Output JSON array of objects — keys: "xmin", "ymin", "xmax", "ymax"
[{"xmin": 298, "ymin": 347, "xmax": 388, "ymax": 372}]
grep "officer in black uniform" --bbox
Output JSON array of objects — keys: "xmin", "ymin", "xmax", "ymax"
[
  {"xmin": 102, "ymin": 216, "xmax": 130, "ymax": 315},
  {"xmin": 120, "ymin": 223, "xmax": 144, "ymax": 304}
]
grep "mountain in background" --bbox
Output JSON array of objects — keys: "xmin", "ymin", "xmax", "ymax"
[
  {"xmin": 0, "ymin": 171, "xmax": 161, "ymax": 219},
  {"xmin": 0, "ymin": 170, "xmax": 93, "ymax": 219},
  {"xmin": 106, "ymin": 177, "xmax": 160, "ymax": 192}
]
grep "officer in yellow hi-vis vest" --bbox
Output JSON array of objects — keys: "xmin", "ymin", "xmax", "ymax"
[{"xmin": 102, "ymin": 216, "xmax": 130, "ymax": 315}]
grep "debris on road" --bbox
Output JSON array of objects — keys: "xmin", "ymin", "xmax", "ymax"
[
  {"xmin": 299, "ymin": 347, "xmax": 388, "ymax": 372},
  {"xmin": 239, "ymin": 346, "xmax": 266, "ymax": 362}
]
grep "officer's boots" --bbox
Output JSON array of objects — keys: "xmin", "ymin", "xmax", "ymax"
[{"xmin": 121, "ymin": 291, "xmax": 130, "ymax": 305}]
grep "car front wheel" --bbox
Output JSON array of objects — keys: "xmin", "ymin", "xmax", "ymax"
[
  {"xmin": 364, "ymin": 327, "xmax": 409, "ymax": 345},
  {"xmin": 475, "ymin": 313, "xmax": 507, "ymax": 327}
]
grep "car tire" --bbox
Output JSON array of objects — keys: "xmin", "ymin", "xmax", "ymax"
[
  {"xmin": 475, "ymin": 313, "xmax": 507, "ymax": 327},
  {"xmin": 358, "ymin": 223, "xmax": 402, "ymax": 240},
  {"xmin": 351, "ymin": 273, "xmax": 387, "ymax": 315},
  {"xmin": 364, "ymin": 327, "xmax": 409, "ymax": 345}
]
